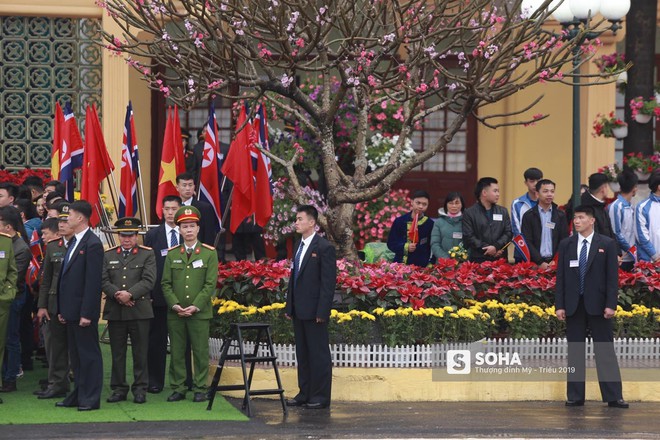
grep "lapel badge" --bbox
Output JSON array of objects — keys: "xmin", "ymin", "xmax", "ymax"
[
  {"xmin": 195, "ymin": 248, "xmax": 200, "ymax": 254},
  {"xmin": 132, "ymin": 247, "xmax": 138, "ymax": 255}
]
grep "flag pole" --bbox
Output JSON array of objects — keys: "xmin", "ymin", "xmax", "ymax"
[
  {"xmin": 213, "ymin": 187, "xmax": 233, "ymax": 248},
  {"xmin": 135, "ymin": 154, "xmax": 149, "ymax": 225},
  {"xmin": 96, "ymin": 192, "xmax": 116, "ymax": 247}
]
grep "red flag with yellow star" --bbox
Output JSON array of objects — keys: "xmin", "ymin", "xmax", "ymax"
[{"xmin": 155, "ymin": 106, "xmax": 185, "ymax": 219}]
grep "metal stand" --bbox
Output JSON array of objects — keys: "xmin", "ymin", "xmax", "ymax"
[{"xmin": 207, "ymin": 323, "xmax": 287, "ymax": 417}]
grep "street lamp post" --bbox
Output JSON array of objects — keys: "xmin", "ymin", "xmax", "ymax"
[{"xmin": 522, "ymin": 0, "xmax": 630, "ymax": 207}]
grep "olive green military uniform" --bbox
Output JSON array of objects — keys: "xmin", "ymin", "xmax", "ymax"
[
  {"xmin": 102, "ymin": 244, "xmax": 157, "ymax": 399},
  {"xmin": 38, "ymin": 238, "xmax": 70, "ymax": 395},
  {"xmin": 161, "ymin": 241, "xmax": 218, "ymax": 395},
  {"xmin": 0, "ymin": 232, "xmax": 18, "ymax": 404}
]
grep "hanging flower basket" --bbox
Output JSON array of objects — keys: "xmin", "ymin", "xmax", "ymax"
[
  {"xmin": 592, "ymin": 112, "xmax": 627, "ymax": 138},
  {"xmin": 611, "ymin": 126, "xmax": 628, "ymax": 139},
  {"xmin": 617, "ymin": 71, "xmax": 627, "ymax": 84},
  {"xmin": 635, "ymin": 171, "xmax": 651, "ymax": 181},
  {"xmin": 608, "ymin": 181, "xmax": 621, "ymax": 193},
  {"xmin": 630, "ymin": 96, "xmax": 660, "ymax": 124},
  {"xmin": 635, "ymin": 113, "xmax": 653, "ymax": 124}
]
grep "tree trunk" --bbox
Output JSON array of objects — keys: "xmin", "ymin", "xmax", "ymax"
[
  {"xmin": 324, "ymin": 202, "xmax": 358, "ymax": 260},
  {"xmin": 623, "ymin": 0, "xmax": 657, "ymax": 157}
]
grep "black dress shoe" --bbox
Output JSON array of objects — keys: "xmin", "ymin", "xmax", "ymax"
[
  {"xmin": 608, "ymin": 399, "xmax": 629, "ymax": 408},
  {"xmin": 0, "ymin": 382, "xmax": 17, "ymax": 393},
  {"xmin": 38, "ymin": 389, "xmax": 67, "ymax": 400},
  {"xmin": 565, "ymin": 400, "xmax": 585, "ymax": 407},
  {"xmin": 107, "ymin": 393, "xmax": 127, "ymax": 403},
  {"xmin": 77, "ymin": 405, "xmax": 99, "ymax": 411},
  {"xmin": 167, "ymin": 392, "xmax": 186, "ymax": 402},
  {"xmin": 303, "ymin": 402, "xmax": 329, "ymax": 409},
  {"xmin": 56, "ymin": 401, "xmax": 77, "ymax": 408},
  {"xmin": 193, "ymin": 392, "xmax": 207, "ymax": 403},
  {"xmin": 147, "ymin": 386, "xmax": 162, "ymax": 394},
  {"xmin": 286, "ymin": 399, "xmax": 305, "ymax": 407},
  {"xmin": 134, "ymin": 394, "xmax": 146, "ymax": 404}
]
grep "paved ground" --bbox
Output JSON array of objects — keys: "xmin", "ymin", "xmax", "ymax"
[{"xmin": 2, "ymin": 399, "xmax": 660, "ymax": 439}]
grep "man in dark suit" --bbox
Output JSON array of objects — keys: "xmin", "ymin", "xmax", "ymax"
[
  {"xmin": 175, "ymin": 172, "xmax": 219, "ymax": 246},
  {"xmin": 144, "ymin": 195, "xmax": 182, "ymax": 393},
  {"xmin": 285, "ymin": 205, "xmax": 337, "ymax": 409},
  {"xmin": 55, "ymin": 200, "xmax": 104, "ymax": 411},
  {"xmin": 520, "ymin": 179, "xmax": 569, "ymax": 268},
  {"xmin": 555, "ymin": 205, "xmax": 628, "ymax": 409}
]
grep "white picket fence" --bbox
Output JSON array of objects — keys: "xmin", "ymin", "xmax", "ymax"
[{"xmin": 208, "ymin": 337, "xmax": 660, "ymax": 368}]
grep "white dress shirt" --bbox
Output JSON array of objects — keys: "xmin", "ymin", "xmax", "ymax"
[
  {"xmin": 68, "ymin": 227, "xmax": 89, "ymax": 256},
  {"xmin": 577, "ymin": 231, "xmax": 594, "ymax": 260},
  {"xmin": 296, "ymin": 232, "xmax": 316, "ymax": 269}
]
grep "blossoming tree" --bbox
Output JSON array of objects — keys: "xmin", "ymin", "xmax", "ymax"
[{"xmin": 101, "ymin": 0, "xmax": 600, "ymax": 258}]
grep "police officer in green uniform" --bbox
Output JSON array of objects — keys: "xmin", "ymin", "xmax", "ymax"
[
  {"xmin": 0, "ymin": 231, "xmax": 17, "ymax": 404},
  {"xmin": 102, "ymin": 217, "xmax": 156, "ymax": 404},
  {"xmin": 35, "ymin": 203, "xmax": 72, "ymax": 399},
  {"xmin": 162, "ymin": 206, "xmax": 218, "ymax": 403}
]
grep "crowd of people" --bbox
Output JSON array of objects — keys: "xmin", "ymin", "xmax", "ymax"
[
  {"xmin": 0, "ymin": 170, "xmax": 336, "ymax": 412},
  {"xmin": 386, "ymin": 166, "xmax": 653, "ymax": 271}
]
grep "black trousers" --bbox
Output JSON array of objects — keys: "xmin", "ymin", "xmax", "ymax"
[
  {"xmin": 233, "ymin": 233, "xmax": 266, "ymax": 261},
  {"xmin": 147, "ymin": 307, "xmax": 169, "ymax": 390},
  {"xmin": 292, "ymin": 318, "xmax": 332, "ymax": 406},
  {"xmin": 63, "ymin": 321, "xmax": 103, "ymax": 408},
  {"xmin": 566, "ymin": 298, "xmax": 623, "ymax": 402},
  {"xmin": 43, "ymin": 316, "xmax": 70, "ymax": 393}
]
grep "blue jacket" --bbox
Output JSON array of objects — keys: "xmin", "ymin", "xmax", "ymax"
[
  {"xmin": 635, "ymin": 193, "xmax": 660, "ymax": 262},
  {"xmin": 387, "ymin": 212, "xmax": 435, "ymax": 267}
]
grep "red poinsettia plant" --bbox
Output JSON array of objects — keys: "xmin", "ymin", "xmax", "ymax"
[{"xmin": 0, "ymin": 168, "xmax": 51, "ymax": 184}]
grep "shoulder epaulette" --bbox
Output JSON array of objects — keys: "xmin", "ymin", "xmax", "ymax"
[
  {"xmin": 166, "ymin": 245, "xmax": 179, "ymax": 251},
  {"xmin": 106, "ymin": 245, "xmax": 120, "ymax": 252},
  {"xmin": 0, "ymin": 232, "xmax": 11, "ymax": 238},
  {"xmin": 139, "ymin": 245, "xmax": 152, "ymax": 250},
  {"xmin": 202, "ymin": 243, "xmax": 216, "ymax": 250},
  {"xmin": 46, "ymin": 237, "xmax": 60, "ymax": 244}
]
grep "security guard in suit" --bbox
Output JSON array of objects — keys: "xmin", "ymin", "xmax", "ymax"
[
  {"xmin": 162, "ymin": 206, "xmax": 218, "ymax": 403},
  {"xmin": 0, "ymin": 231, "xmax": 17, "ymax": 405},
  {"xmin": 102, "ymin": 217, "xmax": 156, "ymax": 404},
  {"xmin": 35, "ymin": 203, "xmax": 72, "ymax": 399}
]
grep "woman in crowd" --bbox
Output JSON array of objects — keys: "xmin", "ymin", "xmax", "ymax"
[{"xmin": 430, "ymin": 192, "xmax": 465, "ymax": 260}]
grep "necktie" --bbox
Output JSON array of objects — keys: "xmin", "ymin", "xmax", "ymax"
[
  {"xmin": 579, "ymin": 239, "xmax": 588, "ymax": 295},
  {"xmin": 170, "ymin": 229, "xmax": 178, "ymax": 247},
  {"xmin": 187, "ymin": 247, "xmax": 193, "ymax": 258},
  {"xmin": 64, "ymin": 236, "xmax": 77, "ymax": 267},
  {"xmin": 123, "ymin": 249, "xmax": 130, "ymax": 258},
  {"xmin": 293, "ymin": 242, "xmax": 304, "ymax": 286}
]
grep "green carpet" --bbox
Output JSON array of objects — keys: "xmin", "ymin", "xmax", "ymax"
[{"xmin": 0, "ymin": 338, "xmax": 248, "ymax": 424}]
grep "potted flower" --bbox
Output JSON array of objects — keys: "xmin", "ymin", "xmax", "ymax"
[
  {"xmin": 592, "ymin": 112, "xmax": 628, "ymax": 139},
  {"xmin": 594, "ymin": 52, "xmax": 627, "ymax": 92},
  {"xmin": 623, "ymin": 153, "xmax": 659, "ymax": 181},
  {"xmin": 597, "ymin": 163, "xmax": 622, "ymax": 192},
  {"xmin": 629, "ymin": 96, "xmax": 660, "ymax": 124},
  {"xmin": 655, "ymin": 83, "xmax": 660, "ymax": 104}
]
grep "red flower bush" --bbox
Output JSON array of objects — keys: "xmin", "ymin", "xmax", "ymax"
[
  {"xmin": 0, "ymin": 168, "xmax": 51, "ymax": 185},
  {"xmin": 217, "ymin": 259, "xmax": 660, "ymax": 311}
]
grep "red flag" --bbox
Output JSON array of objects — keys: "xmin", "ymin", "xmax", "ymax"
[
  {"xmin": 155, "ymin": 107, "xmax": 185, "ymax": 219},
  {"xmin": 198, "ymin": 103, "xmax": 222, "ymax": 229},
  {"xmin": 513, "ymin": 234, "xmax": 531, "ymax": 263},
  {"xmin": 408, "ymin": 213, "xmax": 419, "ymax": 244},
  {"xmin": 628, "ymin": 245, "xmax": 638, "ymax": 262},
  {"xmin": 81, "ymin": 104, "xmax": 115, "ymax": 227},
  {"xmin": 51, "ymin": 103, "xmax": 63, "ymax": 181},
  {"xmin": 252, "ymin": 104, "xmax": 273, "ymax": 227},
  {"xmin": 171, "ymin": 105, "xmax": 186, "ymax": 175},
  {"xmin": 222, "ymin": 105, "xmax": 255, "ymax": 233},
  {"xmin": 26, "ymin": 230, "xmax": 42, "ymax": 294}
]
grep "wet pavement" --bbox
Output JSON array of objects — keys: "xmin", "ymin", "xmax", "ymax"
[{"xmin": 2, "ymin": 398, "xmax": 660, "ymax": 439}]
